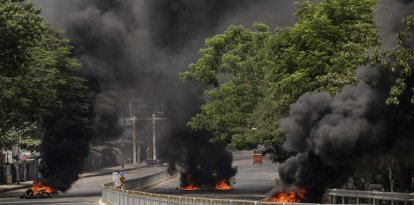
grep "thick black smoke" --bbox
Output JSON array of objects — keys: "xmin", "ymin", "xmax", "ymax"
[
  {"xmin": 278, "ymin": 67, "xmax": 395, "ymax": 201},
  {"xmin": 277, "ymin": 0, "xmax": 414, "ymax": 202},
  {"xmin": 167, "ymin": 129, "xmax": 237, "ymax": 188},
  {"xmin": 34, "ymin": 0, "xmax": 296, "ymax": 191}
]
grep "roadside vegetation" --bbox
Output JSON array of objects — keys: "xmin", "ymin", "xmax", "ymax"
[{"xmin": 0, "ymin": 0, "xmax": 90, "ymax": 151}]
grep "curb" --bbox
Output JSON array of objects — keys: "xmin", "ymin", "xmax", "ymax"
[{"xmin": 0, "ymin": 184, "xmax": 32, "ymax": 193}]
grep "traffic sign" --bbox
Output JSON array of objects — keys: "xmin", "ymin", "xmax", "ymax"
[{"xmin": 119, "ymin": 171, "xmax": 125, "ymax": 177}]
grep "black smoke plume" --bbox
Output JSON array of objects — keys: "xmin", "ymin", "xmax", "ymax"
[
  {"xmin": 34, "ymin": 0, "xmax": 296, "ymax": 191},
  {"xmin": 278, "ymin": 67, "xmax": 394, "ymax": 201},
  {"xmin": 277, "ymin": 0, "xmax": 414, "ymax": 202}
]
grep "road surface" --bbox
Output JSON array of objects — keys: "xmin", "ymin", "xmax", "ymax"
[
  {"xmin": 0, "ymin": 166, "xmax": 165, "ymax": 205},
  {"xmin": 146, "ymin": 151, "xmax": 279, "ymax": 201},
  {"xmin": 0, "ymin": 151, "xmax": 279, "ymax": 204}
]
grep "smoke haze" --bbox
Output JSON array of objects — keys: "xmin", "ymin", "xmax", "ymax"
[
  {"xmin": 33, "ymin": 0, "xmax": 297, "ymax": 191},
  {"xmin": 376, "ymin": 0, "xmax": 414, "ymax": 49}
]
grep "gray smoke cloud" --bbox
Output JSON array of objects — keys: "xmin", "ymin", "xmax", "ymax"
[
  {"xmin": 376, "ymin": 0, "xmax": 414, "ymax": 49},
  {"xmin": 278, "ymin": 0, "xmax": 414, "ymax": 202},
  {"xmin": 33, "ymin": 0, "xmax": 297, "ymax": 191}
]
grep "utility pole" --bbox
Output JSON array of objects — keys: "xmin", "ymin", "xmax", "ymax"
[
  {"xmin": 152, "ymin": 114, "xmax": 157, "ymax": 160},
  {"xmin": 137, "ymin": 115, "xmax": 140, "ymax": 164},
  {"xmin": 121, "ymin": 112, "xmax": 126, "ymax": 169},
  {"xmin": 132, "ymin": 115, "xmax": 137, "ymax": 165},
  {"xmin": 130, "ymin": 103, "xmax": 137, "ymax": 165},
  {"xmin": 130, "ymin": 101, "xmax": 141, "ymax": 165}
]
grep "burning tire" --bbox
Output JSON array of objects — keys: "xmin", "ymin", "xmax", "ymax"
[
  {"xmin": 20, "ymin": 189, "xmax": 53, "ymax": 199},
  {"xmin": 19, "ymin": 189, "xmax": 33, "ymax": 199},
  {"xmin": 41, "ymin": 192, "xmax": 52, "ymax": 198},
  {"xmin": 19, "ymin": 179, "xmax": 55, "ymax": 199}
]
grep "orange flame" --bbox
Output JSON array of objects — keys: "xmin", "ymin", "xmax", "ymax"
[
  {"xmin": 178, "ymin": 184, "xmax": 202, "ymax": 191},
  {"xmin": 266, "ymin": 187, "xmax": 306, "ymax": 203},
  {"xmin": 178, "ymin": 174, "xmax": 201, "ymax": 191},
  {"xmin": 213, "ymin": 179, "xmax": 233, "ymax": 191},
  {"xmin": 31, "ymin": 180, "xmax": 54, "ymax": 196}
]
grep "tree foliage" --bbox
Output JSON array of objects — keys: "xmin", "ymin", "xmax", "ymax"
[
  {"xmin": 0, "ymin": 0, "xmax": 45, "ymax": 77},
  {"xmin": 182, "ymin": 23, "xmax": 271, "ymax": 146},
  {"xmin": 379, "ymin": 15, "xmax": 414, "ymax": 108},
  {"xmin": 247, "ymin": 0, "xmax": 379, "ymax": 156},
  {"xmin": 183, "ymin": 0, "xmax": 380, "ymax": 158},
  {"xmin": 0, "ymin": 1, "xmax": 90, "ymax": 151}
]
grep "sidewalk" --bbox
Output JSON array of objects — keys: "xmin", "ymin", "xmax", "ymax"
[{"xmin": 0, "ymin": 163, "xmax": 145, "ymax": 193}]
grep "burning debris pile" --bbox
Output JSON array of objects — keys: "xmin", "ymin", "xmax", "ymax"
[
  {"xmin": 214, "ymin": 179, "xmax": 233, "ymax": 191},
  {"xmin": 265, "ymin": 187, "xmax": 306, "ymax": 203},
  {"xmin": 177, "ymin": 174, "xmax": 233, "ymax": 191},
  {"xmin": 178, "ymin": 174, "xmax": 201, "ymax": 191},
  {"xmin": 20, "ymin": 180, "xmax": 55, "ymax": 199},
  {"xmin": 172, "ymin": 133, "xmax": 237, "ymax": 191}
]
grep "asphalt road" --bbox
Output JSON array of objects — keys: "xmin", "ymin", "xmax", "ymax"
[
  {"xmin": 0, "ymin": 166, "xmax": 165, "ymax": 205},
  {"xmin": 0, "ymin": 151, "xmax": 279, "ymax": 204},
  {"xmin": 145, "ymin": 151, "xmax": 279, "ymax": 201}
]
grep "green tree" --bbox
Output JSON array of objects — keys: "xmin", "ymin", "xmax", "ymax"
[
  {"xmin": 0, "ymin": 1, "xmax": 90, "ymax": 150},
  {"xmin": 246, "ymin": 0, "xmax": 380, "ymax": 160},
  {"xmin": 0, "ymin": 0, "xmax": 45, "ymax": 77},
  {"xmin": 183, "ymin": 0, "xmax": 380, "ymax": 158},
  {"xmin": 37, "ymin": 29, "xmax": 91, "ymax": 131},
  {"xmin": 182, "ymin": 23, "xmax": 271, "ymax": 146},
  {"xmin": 0, "ymin": 0, "xmax": 46, "ymax": 149},
  {"xmin": 0, "ymin": 122, "xmax": 41, "ymax": 151}
]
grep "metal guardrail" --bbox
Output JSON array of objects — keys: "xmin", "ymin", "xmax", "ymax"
[
  {"xmin": 326, "ymin": 189, "xmax": 414, "ymax": 204},
  {"xmin": 102, "ymin": 187, "xmax": 323, "ymax": 205},
  {"xmin": 102, "ymin": 171, "xmax": 414, "ymax": 205},
  {"xmin": 101, "ymin": 170, "xmax": 323, "ymax": 205}
]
